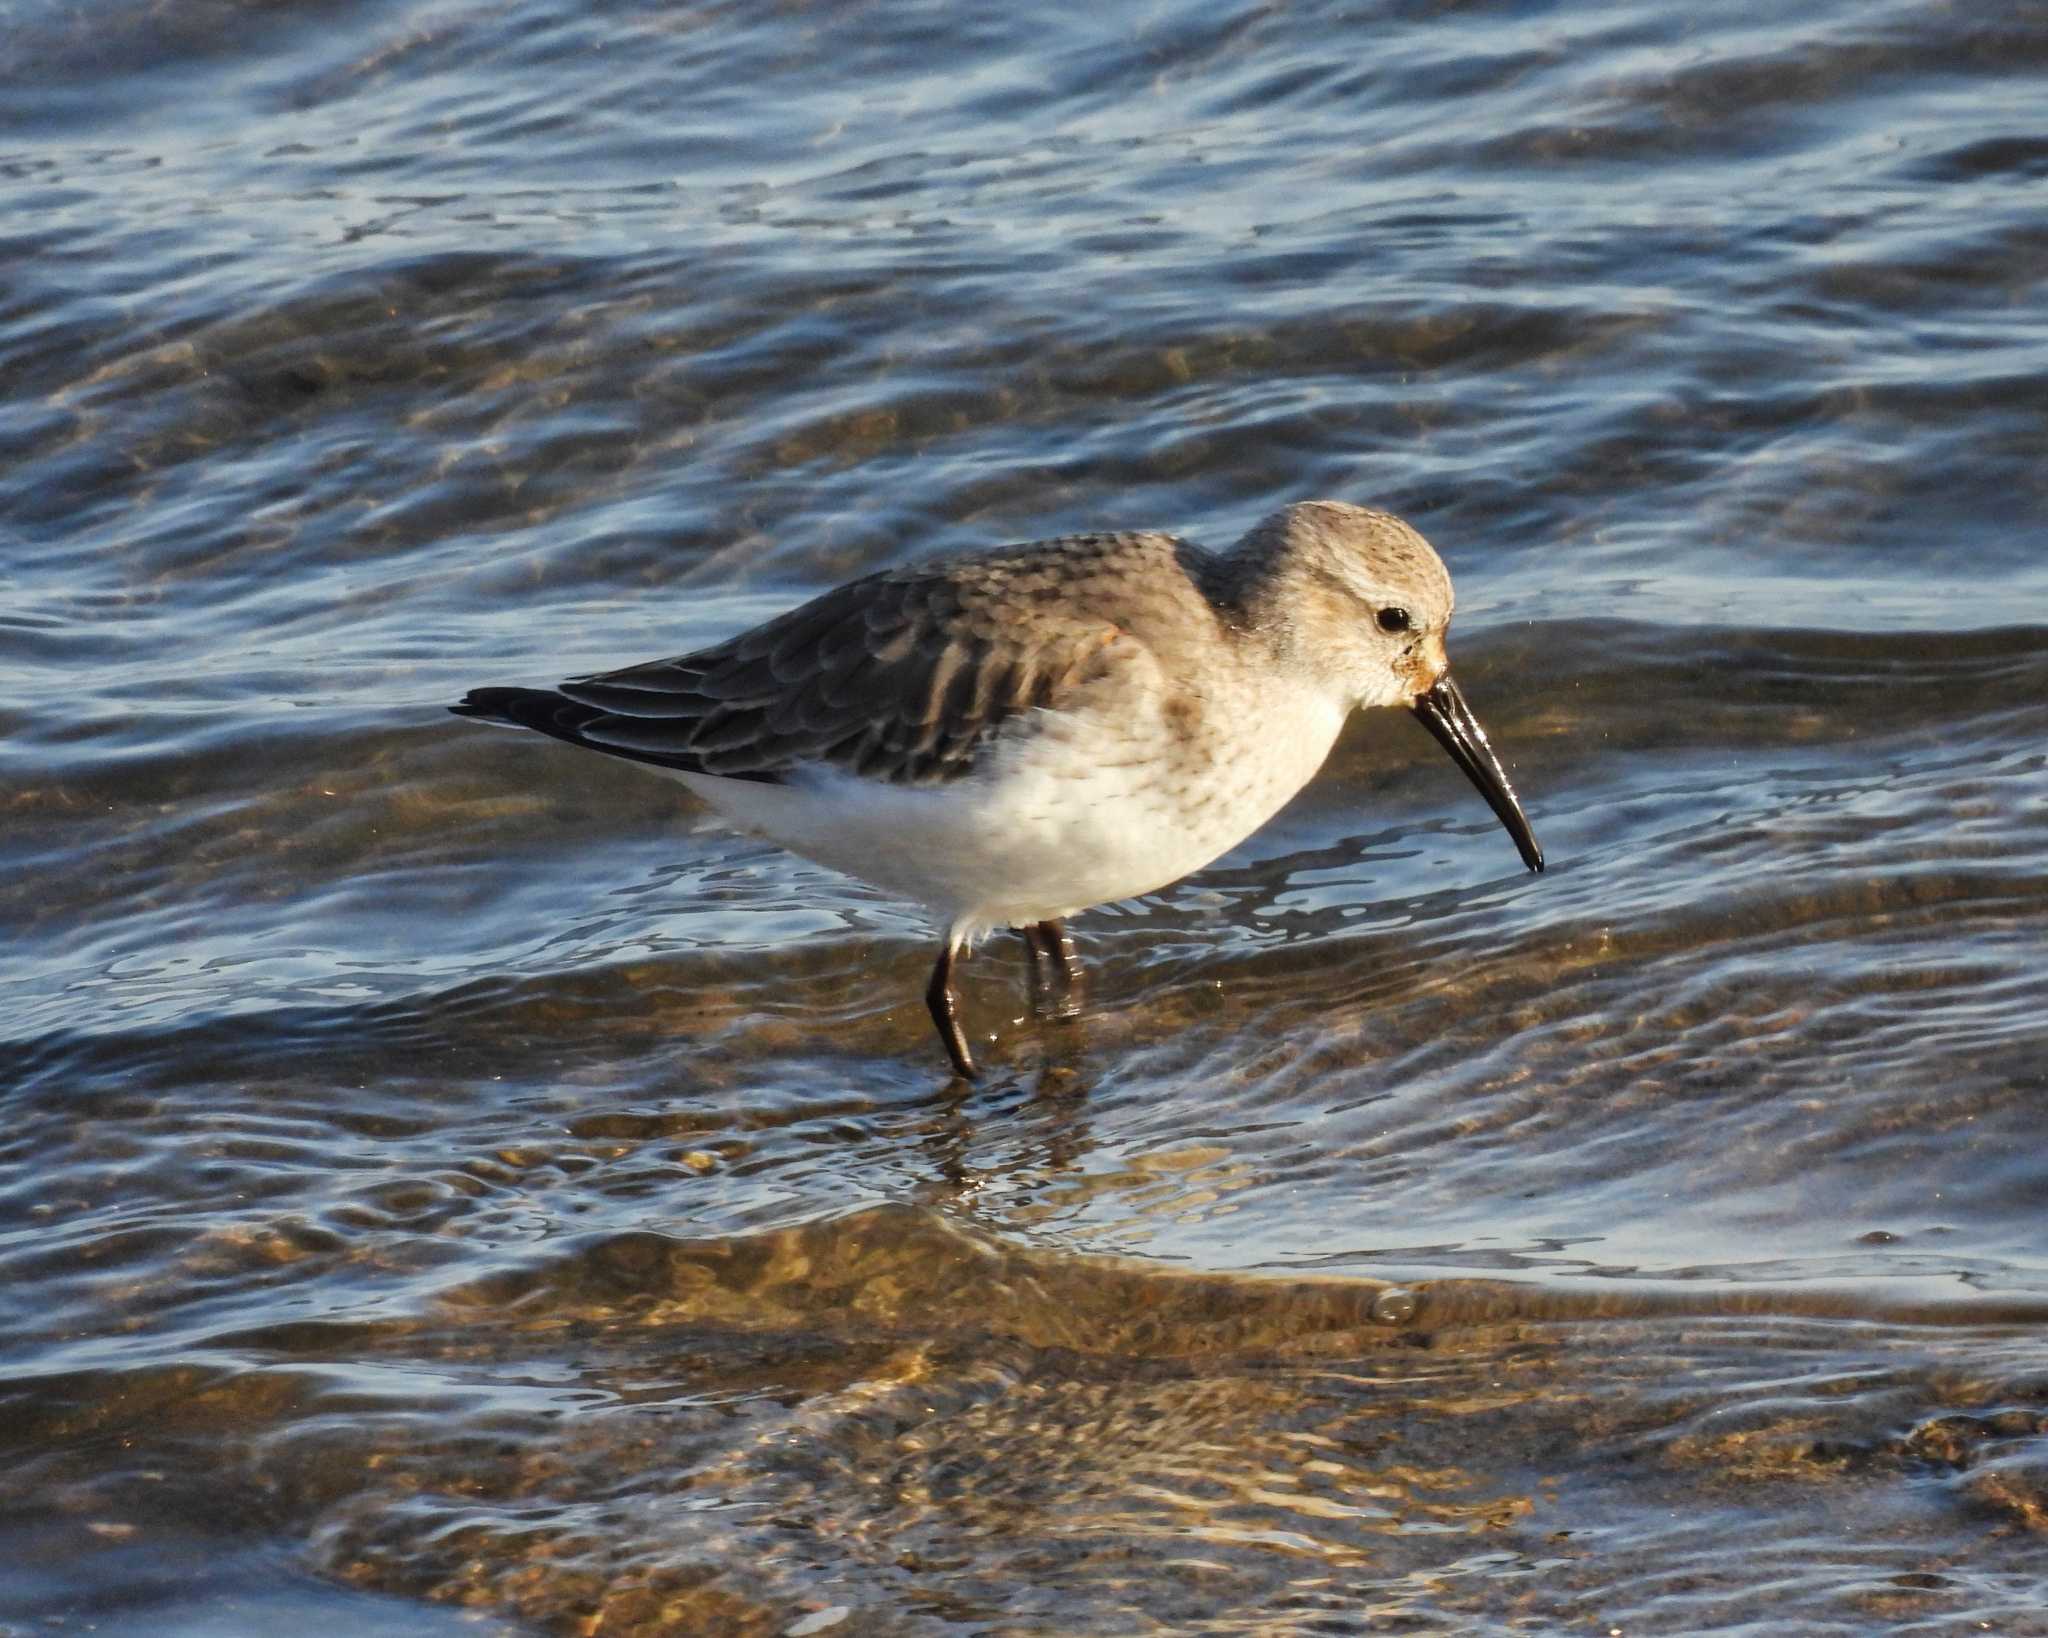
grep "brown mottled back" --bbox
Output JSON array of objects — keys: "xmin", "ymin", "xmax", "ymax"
[{"xmin": 544, "ymin": 531, "xmax": 1236, "ymax": 786}]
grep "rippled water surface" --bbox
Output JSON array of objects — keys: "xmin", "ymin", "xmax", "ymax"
[{"xmin": 5, "ymin": 0, "xmax": 2048, "ymax": 1631}]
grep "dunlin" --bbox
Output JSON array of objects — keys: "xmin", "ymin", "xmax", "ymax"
[{"xmin": 453, "ymin": 501, "xmax": 1544, "ymax": 1076}]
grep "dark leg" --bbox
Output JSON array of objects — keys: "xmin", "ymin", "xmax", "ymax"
[
  {"xmin": 926, "ymin": 939, "xmax": 977, "ymax": 1080},
  {"xmin": 1033, "ymin": 919, "xmax": 1081, "ymax": 991},
  {"xmin": 1019, "ymin": 923, "xmax": 1052, "ymax": 1000},
  {"xmin": 1019, "ymin": 919, "xmax": 1083, "ymax": 1018}
]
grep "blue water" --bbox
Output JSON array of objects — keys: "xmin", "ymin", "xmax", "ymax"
[{"xmin": 4, "ymin": 0, "xmax": 2047, "ymax": 1631}]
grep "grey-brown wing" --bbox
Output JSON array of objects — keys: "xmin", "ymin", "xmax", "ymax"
[{"xmin": 465, "ymin": 546, "xmax": 1154, "ymax": 785}]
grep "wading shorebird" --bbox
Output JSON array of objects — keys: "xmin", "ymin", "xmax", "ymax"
[{"xmin": 453, "ymin": 501, "xmax": 1544, "ymax": 1076}]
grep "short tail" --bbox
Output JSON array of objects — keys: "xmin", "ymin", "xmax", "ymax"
[
  {"xmin": 450, "ymin": 685, "xmax": 610, "ymax": 744},
  {"xmin": 449, "ymin": 685, "xmax": 775, "ymax": 783}
]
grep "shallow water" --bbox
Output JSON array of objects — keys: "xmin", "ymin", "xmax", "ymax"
[{"xmin": 5, "ymin": 0, "xmax": 2048, "ymax": 1631}]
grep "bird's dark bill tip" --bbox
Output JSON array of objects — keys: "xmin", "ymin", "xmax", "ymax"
[{"xmin": 1411, "ymin": 674, "xmax": 1545, "ymax": 873}]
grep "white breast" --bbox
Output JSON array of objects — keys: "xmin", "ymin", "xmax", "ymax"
[{"xmin": 662, "ymin": 676, "xmax": 1349, "ymax": 943}]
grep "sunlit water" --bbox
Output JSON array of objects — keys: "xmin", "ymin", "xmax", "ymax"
[{"xmin": 4, "ymin": 0, "xmax": 2047, "ymax": 1631}]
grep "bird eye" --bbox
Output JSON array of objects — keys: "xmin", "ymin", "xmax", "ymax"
[{"xmin": 1375, "ymin": 606, "xmax": 1412, "ymax": 634}]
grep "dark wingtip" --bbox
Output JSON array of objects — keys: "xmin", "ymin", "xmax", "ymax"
[
  {"xmin": 450, "ymin": 686, "xmax": 547, "ymax": 724},
  {"xmin": 447, "ymin": 682, "xmax": 788, "ymax": 784}
]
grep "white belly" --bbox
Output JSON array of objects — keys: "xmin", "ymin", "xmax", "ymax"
[{"xmin": 658, "ymin": 683, "xmax": 1348, "ymax": 943}]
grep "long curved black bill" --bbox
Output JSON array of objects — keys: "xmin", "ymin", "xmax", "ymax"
[{"xmin": 1411, "ymin": 674, "xmax": 1545, "ymax": 873}]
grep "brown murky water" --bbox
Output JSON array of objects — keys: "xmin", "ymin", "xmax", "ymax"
[{"xmin": 4, "ymin": 0, "xmax": 2047, "ymax": 1631}]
